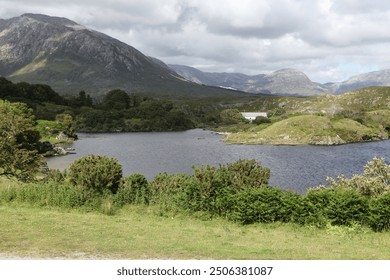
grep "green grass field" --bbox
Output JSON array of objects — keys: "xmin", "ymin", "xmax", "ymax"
[{"xmin": 1, "ymin": 204, "xmax": 389, "ymax": 260}]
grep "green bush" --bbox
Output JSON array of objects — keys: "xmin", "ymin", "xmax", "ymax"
[
  {"xmin": 149, "ymin": 173, "xmax": 192, "ymax": 206},
  {"xmin": 252, "ymin": 116, "xmax": 271, "ymax": 125},
  {"xmin": 44, "ymin": 169, "xmax": 66, "ymax": 183},
  {"xmin": 325, "ymin": 188, "xmax": 369, "ymax": 226},
  {"xmin": 115, "ymin": 174, "xmax": 150, "ymax": 206},
  {"xmin": 299, "ymin": 188, "xmax": 369, "ymax": 227},
  {"xmin": 231, "ymin": 187, "xmax": 301, "ymax": 224},
  {"xmin": 179, "ymin": 160, "xmax": 271, "ymax": 216},
  {"xmin": 368, "ymin": 192, "xmax": 390, "ymax": 231},
  {"xmin": 220, "ymin": 109, "xmax": 246, "ymax": 125},
  {"xmin": 224, "ymin": 159, "xmax": 270, "ymax": 189},
  {"xmin": 68, "ymin": 155, "xmax": 123, "ymax": 194}
]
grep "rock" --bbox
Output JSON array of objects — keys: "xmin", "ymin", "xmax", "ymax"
[
  {"xmin": 56, "ymin": 131, "xmax": 69, "ymax": 141},
  {"xmin": 53, "ymin": 146, "xmax": 67, "ymax": 155},
  {"xmin": 309, "ymin": 135, "xmax": 346, "ymax": 146}
]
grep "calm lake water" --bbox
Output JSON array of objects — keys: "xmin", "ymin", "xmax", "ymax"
[{"xmin": 47, "ymin": 129, "xmax": 390, "ymax": 193}]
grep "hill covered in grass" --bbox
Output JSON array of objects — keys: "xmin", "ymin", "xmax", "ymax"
[{"xmin": 221, "ymin": 86, "xmax": 390, "ymax": 145}]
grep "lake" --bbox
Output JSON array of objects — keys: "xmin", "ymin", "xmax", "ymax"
[{"xmin": 47, "ymin": 129, "xmax": 390, "ymax": 193}]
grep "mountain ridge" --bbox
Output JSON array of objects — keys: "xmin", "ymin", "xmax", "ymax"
[
  {"xmin": 169, "ymin": 64, "xmax": 390, "ymax": 96},
  {"xmin": 0, "ymin": 13, "xmax": 243, "ymax": 97}
]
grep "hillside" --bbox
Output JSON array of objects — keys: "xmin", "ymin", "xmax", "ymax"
[
  {"xmin": 0, "ymin": 14, "xmax": 245, "ymax": 98},
  {"xmin": 221, "ymin": 86, "xmax": 390, "ymax": 145}
]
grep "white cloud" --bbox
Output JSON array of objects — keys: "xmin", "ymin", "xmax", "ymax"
[{"xmin": 1, "ymin": 0, "xmax": 390, "ymax": 82}]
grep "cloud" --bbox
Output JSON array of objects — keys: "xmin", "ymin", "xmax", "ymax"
[{"xmin": 1, "ymin": 0, "xmax": 390, "ymax": 82}]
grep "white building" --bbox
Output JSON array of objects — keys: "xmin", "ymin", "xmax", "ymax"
[{"xmin": 241, "ymin": 112, "xmax": 268, "ymax": 121}]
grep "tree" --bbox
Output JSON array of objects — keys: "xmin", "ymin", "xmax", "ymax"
[
  {"xmin": 102, "ymin": 89, "xmax": 130, "ymax": 110},
  {"xmin": 220, "ymin": 109, "xmax": 246, "ymax": 125},
  {"xmin": 55, "ymin": 113, "xmax": 76, "ymax": 136},
  {"xmin": 0, "ymin": 100, "xmax": 45, "ymax": 181}
]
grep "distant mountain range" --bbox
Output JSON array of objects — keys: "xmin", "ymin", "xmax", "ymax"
[
  {"xmin": 1, "ymin": 14, "xmax": 390, "ymax": 97},
  {"xmin": 169, "ymin": 64, "xmax": 390, "ymax": 96}
]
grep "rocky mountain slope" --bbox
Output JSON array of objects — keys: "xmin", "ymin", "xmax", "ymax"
[
  {"xmin": 325, "ymin": 69, "xmax": 390, "ymax": 94},
  {"xmin": 0, "ymin": 14, "xmax": 239, "ymax": 97},
  {"xmin": 170, "ymin": 64, "xmax": 328, "ymax": 96}
]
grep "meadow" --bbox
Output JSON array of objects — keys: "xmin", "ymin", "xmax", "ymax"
[{"xmin": 1, "ymin": 204, "xmax": 389, "ymax": 260}]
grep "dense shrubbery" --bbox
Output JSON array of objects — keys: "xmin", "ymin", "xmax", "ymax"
[
  {"xmin": 68, "ymin": 155, "xmax": 123, "ymax": 194},
  {"xmin": 0, "ymin": 157, "xmax": 389, "ymax": 231},
  {"xmin": 115, "ymin": 174, "xmax": 150, "ymax": 206}
]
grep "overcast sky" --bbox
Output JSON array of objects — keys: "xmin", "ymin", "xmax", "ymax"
[{"xmin": 1, "ymin": 0, "xmax": 390, "ymax": 82}]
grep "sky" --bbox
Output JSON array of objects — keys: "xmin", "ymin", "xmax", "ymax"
[{"xmin": 1, "ymin": 0, "xmax": 390, "ymax": 83}]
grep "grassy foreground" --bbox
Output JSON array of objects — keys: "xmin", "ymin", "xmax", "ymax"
[{"xmin": 1, "ymin": 204, "xmax": 389, "ymax": 260}]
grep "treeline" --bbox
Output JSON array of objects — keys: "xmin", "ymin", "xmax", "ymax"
[
  {"xmin": 1, "ymin": 156, "xmax": 389, "ymax": 232},
  {"xmin": 0, "ymin": 77, "xmax": 195, "ymax": 132}
]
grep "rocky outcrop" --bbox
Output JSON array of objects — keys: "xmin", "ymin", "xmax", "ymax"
[{"xmin": 309, "ymin": 135, "xmax": 346, "ymax": 146}]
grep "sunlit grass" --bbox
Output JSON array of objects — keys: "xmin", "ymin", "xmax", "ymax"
[{"xmin": 0, "ymin": 204, "xmax": 389, "ymax": 260}]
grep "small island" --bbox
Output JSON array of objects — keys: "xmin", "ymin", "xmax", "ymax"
[{"xmin": 216, "ymin": 87, "xmax": 390, "ymax": 145}]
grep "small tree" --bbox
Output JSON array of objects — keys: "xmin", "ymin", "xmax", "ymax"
[
  {"xmin": 0, "ymin": 100, "xmax": 45, "ymax": 181},
  {"xmin": 220, "ymin": 109, "xmax": 246, "ymax": 125},
  {"xmin": 55, "ymin": 113, "xmax": 76, "ymax": 136},
  {"xmin": 68, "ymin": 155, "xmax": 123, "ymax": 194},
  {"xmin": 102, "ymin": 89, "xmax": 130, "ymax": 110}
]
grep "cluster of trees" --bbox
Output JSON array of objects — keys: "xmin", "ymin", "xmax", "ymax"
[
  {"xmin": 76, "ymin": 89, "xmax": 194, "ymax": 132},
  {"xmin": 0, "ymin": 78, "xmax": 196, "ymax": 133}
]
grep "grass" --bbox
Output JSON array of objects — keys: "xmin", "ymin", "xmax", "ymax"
[{"xmin": 0, "ymin": 204, "xmax": 389, "ymax": 259}]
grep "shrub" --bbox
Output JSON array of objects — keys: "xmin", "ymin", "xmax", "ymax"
[
  {"xmin": 325, "ymin": 188, "xmax": 369, "ymax": 226},
  {"xmin": 220, "ymin": 109, "xmax": 246, "ymax": 125},
  {"xmin": 115, "ymin": 174, "xmax": 150, "ymax": 206},
  {"xmin": 368, "ymin": 192, "xmax": 390, "ymax": 231},
  {"xmin": 300, "ymin": 187, "xmax": 369, "ymax": 227},
  {"xmin": 148, "ymin": 173, "xmax": 197, "ymax": 215},
  {"xmin": 68, "ymin": 155, "xmax": 123, "ymax": 194},
  {"xmin": 298, "ymin": 188, "xmax": 336, "ymax": 227},
  {"xmin": 224, "ymin": 159, "xmax": 270, "ymax": 189},
  {"xmin": 252, "ymin": 116, "xmax": 271, "ymax": 125},
  {"xmin": 231, "ymin": 187, "xmax": 301, "ymax": 224},
  {"xmin": 44, "ymin": 169, "xmax": 66, "ymax": 183},
  {"xmin": 326, "ymin": 157, "xmax": 390, "ymax": 197},
  {"xmin": 181, "ymin": 160, "xmax": 271, "ymax": 216}
]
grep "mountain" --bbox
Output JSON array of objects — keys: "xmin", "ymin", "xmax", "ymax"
[
  {"xmin": 170, "ymin": 64, "xmax": 390, "ymax": 96},
  {"xmin": 0, "ymin": 14, "xmax": 241, "ymax": 97},
  {"xmin": 326, "ymin": 69, "xmax": 390, "ymax": 94},
  {"xmin": 169, "ymin": 65, "xmax": 328, "ymax": 96}
]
